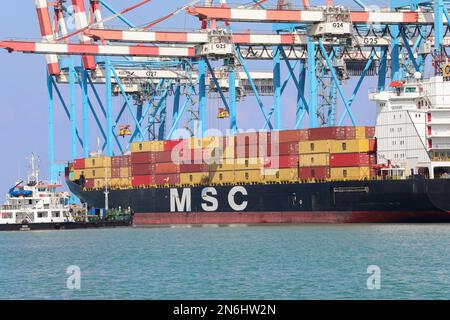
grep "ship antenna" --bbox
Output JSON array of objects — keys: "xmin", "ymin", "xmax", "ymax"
[
  {"xmin": 97, "ymin": 137, "xmax": 101, "ymax": 156},
  {"xmin": 27, "ymin": 153, "xmax": 39, "ymax": 185}
]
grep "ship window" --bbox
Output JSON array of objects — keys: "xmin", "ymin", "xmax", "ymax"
[
  {"xmin": 310, "ymin": 143, "xmax": 315, "ymax": 151},
  {"xmin": 189, "ymin": 175, "xmax": 193, "ymax": 182},
  {"xmin": 1, "ymin": 212, "xmax": 13, "ymax": 219},
  {"xmin": 342, "ymin": 143, "xmax": 347, "ymax": 151},
  {"xmin": 37, "ymin": 212, "xmax": 48, "ymax": 218},
  {"xmin": 245, "ymin": 172, "xmax": 249, "ymax": 180},
  {"xmin": 92, "ymin": 159, "xmax": 96, "ymax": 166},
  {"xmin": 93, "ymin": 170, "xmax": 96, "ymax": 177},
  {"xmin": 343, "ymin": 170, "xmax": 348, "ymax": 178},
  {"xmin": 276, "ymin": 172, "xmax": 279, "ymax": 178},
  {"xmin": 139, "ymin": 143, "xmax": 143, "ymax": 151},
  {"xmin": 311, "ymin": 157, "xmax": 314, "ymax": 164},
  {"xmin": 219, "ymin": 173, "xmax": 223, "ymax": 180},
  {"xmin": 52, "ymin": 211, "xmax": 60, "ymax": 218},
  {"xmin": 245, "ymin": 159, "xmax": 249, "ymax": 167}
]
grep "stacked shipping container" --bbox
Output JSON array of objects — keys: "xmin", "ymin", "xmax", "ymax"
[
  {"xmin": 111, "ymin": 155, "xmax": 131, "ymax": 188},
  {"xmin": 69, "ymin": 126, "xmax": 378, "ymax": 189},
  {"xmin": 72, "ymin": 156, "xmax": 111, "ymax": 189}
]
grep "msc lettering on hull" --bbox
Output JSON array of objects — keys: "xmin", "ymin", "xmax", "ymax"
[{"xmin": 170, "ymin": 186, "xmax": 248, "ymax": 212}]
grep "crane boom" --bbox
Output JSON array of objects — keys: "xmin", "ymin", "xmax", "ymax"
[{"xmin": 186, "ymin": 6, "xmax": 437, "ymax": 25}]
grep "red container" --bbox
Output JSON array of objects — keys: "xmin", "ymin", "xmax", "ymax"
[
  {"xmin": 369, "ymin": 153, "xmax": 377, "ymax": 167},
  {"xmin": 111, "ymin": 156, "xmax": 122, "ymax": 168},
  {"xmin": 308, "ymin": 127, "xmax": 346, "ymax": 140},
  {"xmin": 344, "ymin": 127, "xmax": 356, "ymax": 139},
  {"xmin": 132, "ymin": 175, "xmax": 155, "ymax": 187},
  {"xmin": 131, "ymin": 152, "xmax": 155, "ymax": 164},
  {"xmin": 73, "ymin": 158, "xmax": 85, "ymax": 170},
  {"xmin": 235, "ymin": 132, "xmax": 259, "ymax": 146},
  {"xmin": 111, "ymin": 167, "xmax": 121, "ymax": 179},
  {"xmin": 370, "ymin": 168, "xmax": 378, "ymax": 178},
  {"xmin": 111, "ymin": 155, "xmax": 131, "ymax": 168},
  {"xmin": 155, "ymin": 163, "xmax": 180, "ymax": 174},
  {"xmin": 131, "ymin": 163, "xmax": 156, "ymax": 176},
  {"xmin": 330, "ymin": 153, "xmax": 370, "ymax": 167},
  {"xmin": 278, "ymin": 129, "xmax": 309, "ymax": 143},
  {"xmin": 366, "ymin": 127, "xmax": 376, "ymax": 139},
  {"xmin": 278, "ymin": 142, "xmax": 299, "ymax": 155},
  {"xmin": 264, "ymin": 155, "xmax": 299, "ymax": 169},
  {"xmin": 84, "ymin": 179, "xmax": 95, "ymax": 189},
  {"xmin": 369, "ymin": 139, "xmax": 377, "ymax": 152},
  {"xmin": 154, "ymin": 150, "xmax": 174, "ymax": 163},
  {"xmin": 154, "ymin": 174, "xmax": 180, "ymax": 185},
  {"xmin": 164, "ymin": 139, "xmax": 184, "ymax": 152},
  {"xmin": 299, "ymin": 167, "xmax": 330, "ymax": 180},
  {"xmin": 235, "ymin": 145, "xmax": 259, "ymax": 159},
  {"xmin": 180, "ymin": 163, "xmax": 209, "ymax": 173}
]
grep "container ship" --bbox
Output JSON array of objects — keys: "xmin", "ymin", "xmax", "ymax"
[{"xmin": 66, "ymin": 75, "xmax": 450, "ymax": 225}]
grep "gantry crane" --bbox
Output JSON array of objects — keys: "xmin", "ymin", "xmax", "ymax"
[{"xmin": 1, "ymin": 0, "xmax": 450, "ymax": 183}]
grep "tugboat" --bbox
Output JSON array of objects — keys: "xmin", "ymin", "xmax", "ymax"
[{"xmin": 0, "ymin": 154, "xmax": 132, "ymax": 231}]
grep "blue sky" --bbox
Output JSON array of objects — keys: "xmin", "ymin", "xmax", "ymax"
[{"xmin": 0, "ymin": 0, "xmax": 389, "ymax": 201}]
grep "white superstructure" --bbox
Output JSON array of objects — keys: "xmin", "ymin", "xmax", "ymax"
[
  {"xmin": 0, "ymin": 155, "xmax": 75, "ymax": 225},
  {"xmin": 369, "ymin": 73, "xmax": 450, "ymax": 179}
]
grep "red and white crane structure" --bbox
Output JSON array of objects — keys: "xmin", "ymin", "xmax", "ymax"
[{"xmin": 1, "ymin": 0, "xmax": 450, "ymax": 183}]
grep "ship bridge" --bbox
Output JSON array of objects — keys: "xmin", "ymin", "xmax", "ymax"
[{"xmin": 370, "ymin": 73, "xmax": 450, "ymax": 179}]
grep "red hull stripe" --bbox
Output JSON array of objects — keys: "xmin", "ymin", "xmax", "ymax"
[{"xmin": 133, "ymin": 211, "xmax": 450, "ymax": 225}]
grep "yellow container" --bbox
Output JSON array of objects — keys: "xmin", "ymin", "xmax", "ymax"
[
  {"xmin": 131, "ymin": 140, "xmax": 164, "ymax": 153},
  {"xmin": 203, "ymin": 136, "xmax": 221, "ymax": 148},
  {"xmin": 234, "ymin": 170, "xmax": 263, "ymax": 184},
  {"xmin": 210, "ymin": 171, "xmax": 235, "ymax": 184},
  {"xmin": 84, "ymin": 168, "xmax": 111, "ymax": 179},
  {"xmin": 330, "ymin": 139, "xmax": 370, "ymax": 154},
  {"xmin": 180, "ymin": 173, "xmax": 208, "ymax": 185},
  {"xmin": 210, "ymin": 160, "xmax": 235, "ymax": 172},
  {"xmin": 330, "ymin": 167, "xmax": 370, "ymax": 181},
  {"xmin": 85, "ymin": 156, "xmax": 111, "ymax": 168},
  {"xmin": 110, "ymin": 178, "xmax": 121, "ymax": 187},
  {"xmin": 355, "ymin": 126, "xmax": 367, "ymax": 139},
  {"xmin": 263, "ymin": 168, "xmax": 280, "ymax": 182},
  {"xmin": 119, "ymin": 167, "xmax": 130, "ymax": 178},
  {"xmin": 187, "ymin": 136, "xmax": 221, "ymax": 149},
  {"xmin": 222, "ymin": 146, "xmax": 235, "ymax": 159},
  {"xmin": 299, "ymin": 140, "xmax": 331, "ymax": 154},
  {"xmin": 93, "ymin": 179, "xmax": 105, "ymax": 189},
  {"xmin": 264, "ymin": 169, "xmax": 298, "ymax": 182},
  {"xmin": 73, "ymin": 170, "xmax": 85, "ymax": 180},
  {"xmin": 110, "ymin": 178, "xmax": 130, "ymax": 188},
  {"xmin": 235, "ymin": 158, "xmax": 264, "ymax": 170},
  {"xmin": 299, "ymin": 153, "xmax": 329, "ymax": 167},
  {"xmin": 188, "ymin": 137, "xmax": 202, "ymax": 149},
  {"xmin": 279, "ymin": 168, "xmax": 298, "ymax": 182}
]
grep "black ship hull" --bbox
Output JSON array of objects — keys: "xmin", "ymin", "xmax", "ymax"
[{"xmin": 66, "ymin": 177, "xmax": 450, "ymax": 225}]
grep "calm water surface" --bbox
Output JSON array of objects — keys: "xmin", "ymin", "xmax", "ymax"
[{"xmin": 1, "ymin": 225, "xmax": 450, "ymax": 300}]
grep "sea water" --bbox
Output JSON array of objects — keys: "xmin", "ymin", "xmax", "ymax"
[{"xmin": 1, "ymin": 225, "xmax": 450, "ymax": 300}]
